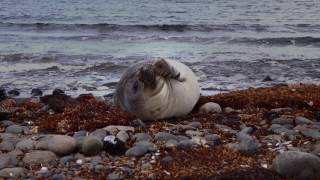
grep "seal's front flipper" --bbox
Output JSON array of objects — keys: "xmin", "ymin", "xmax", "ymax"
[{"xmin": 154, "ymin": 59, "xmax": 185, "ymax": 82}]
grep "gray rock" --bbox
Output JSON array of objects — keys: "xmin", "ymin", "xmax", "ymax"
[
  {"xmin": 107, "ymin": 172, "xmax": 124, "ymax": 180},
  {"xmin": 268, "ymin": 124, "xmax": 290, "ymax": 134},
  {"xmin": 48, "ymin": 135, "xmax": 77, "ymax": 156},
  {"xmin": 60, "ymin": 155, "xmax": 74, "ymax": 165},
  {"xmin": 261, "ymin": 134, "xmax": 283, "ymax": 145},
  {"xmin": 187, "ymin": 121, "xmax": 202, "ymax": 128},
  {"xmin": 51, "ymin": 173, "xmax": 67, "ymax": 180},
  {"xmin": 134, "ymin": 141, "xmax": 157, "ymax": 152},
  {"xmin": 295, "ymin": 116, "xmax": 314, "ymax": 125},
  {"xmin": 300, "ymin": 129, "xmax": 320, "ymax": 140},
  {"xmin": 155, "ymin": 132, "xmax": 179, "ymax": 142},
  {"xmin": 81, "ymin": 136, "xmax": 103, "ymax": 156},
  {"xmin": 125, "ymin": 145, "xmax": 149, "ymax": 157},
  {"xmin": 23, "ymin": 151, "xmax": 57, "ymax": 165},
  {"xmin": 130, "ymin": 119, "xmax": 146, "ymax": 129},
  {"xmin": 0, "ymin": 167, "xmax": 27, "ymax": 178},
  {"xmin": 176, "ymin": 135, "xmax": 190, "ymax": 141},
  {"xmin": 103, "ymin": 125, "xmax": 134, "ymax": 135},
  {"xmin": 172, "ymin": 124, "xmax": 197, "ymax": 132},
  {"xmin": 5, "ymin": 125, "xmax": 24, "ymax": 134},
  {"xmin": 133, "ymin": 133, "xmax": 152, "ymax": 142},
  {"xmin": 116, "ymin": 130, "xmax": 129, "ymax": 143},
  {"xmin": 215, "ymin": 124, "xmax": 238, "ymax": 134},
  {"xmin": 199, "ymin": 102, "xmax": 222, "ymax": 114},
  {"xmin": 0, "ymin": 154, "xmax": 17, "ymax": 169},
  {"xmin": 185, "ymin": 130, "xmax": 203, "ymax": 137},
  {"xmin": 237, "ymin": 135, "xmax": 260, "ymax": 154},
  {"xmin": 270, "ymin": 107, "xmax": 292, "ymax": 113},
  {"xmin": 311, "ymin": 143, "xmax": 320, "ymax": 156},
  {"xmin": 1, "ymin": 120, "xmax": 14, "ymax": 127},
  {"xmin": 205, "ymin": 134, "xmax": 221, "ymax": 145},
  {"xmin": 271, "ymin": 117, "xmax": 293, "ymax": 125},
  {"xmin": 90, "ymin": 155, "xmax": 102, "ymax": 165},
  {"xmin": 16, "ymin": 139, "xmax": 35, "ymax": 152},
  {"xmin": 0, "ymin": 133, "xmax": 20, "ymax": 144},
  {"xmin": 73, "ymin": 130, "xmax": 87, "ymax": 138},
  {"xmin": 177, "ymin": 139, "xmax": 194, "ymax": 149},
  {"xmin": 0, "ymin": 141, "xmax": 14, "ymax": 151},
  {"xmin": 165, "ymin": 139, "xmax": 179, "ymax": 148},
  {"xmin": 273, "ymin": 151, "xmax": 320, "ymax": 179},
  {"xmin": 89, "ymin": 129, "xmax": 106, "ymax": 140}
]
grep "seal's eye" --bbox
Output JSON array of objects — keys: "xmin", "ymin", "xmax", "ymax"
[{"xmin": 132, "ymin": 81, "xmax": 139, "ymax": 92}]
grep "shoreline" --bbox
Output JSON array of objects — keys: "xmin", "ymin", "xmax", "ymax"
[{"xmin": 0, "ymin": 84, "xmax": 320, "ymax": 179}]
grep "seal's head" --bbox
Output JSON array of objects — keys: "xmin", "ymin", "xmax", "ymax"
[{"xmin": 114, "ymin": 63, "xmax": 157, "ymax": 115}]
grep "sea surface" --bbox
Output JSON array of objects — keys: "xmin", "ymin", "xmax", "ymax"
[{"xmin": 1, "ymin": 0, "xmax": 320, "ymax": 97}]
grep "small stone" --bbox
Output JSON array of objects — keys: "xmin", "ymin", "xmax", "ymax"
[
  {"xmin": 134, "ymin": 141, "xmax": 156, "ymax": 152},
  {"xmin": 0, "ymin": 141, "xmax": 14, "ymax": 151},
  {"xmin": 81, "ymin": 136, "xmax": 103, "ymax": 156},
  {"xmin": 187, "ymin": 121, "xmax": 202, "ymax": 128},
  {"xmin": 176, "ymin": 135, "xmax": 189, "ymax": 141},
  {"xmin": 237, "ymin": 135, "xmax": 260, "ymax": 154},
  {"xmin": 31, "ymin": 88, "xmax": 43, "ymax": 97},
  {"xmin": 177, "ymin": 139, "xmax": 194, "ymax": 149},
  {"xmin": 130, "ymin": 119, "xmax": 146, "ymax": 129},
  {"xmin": 205, "ymin": 134, "xmax": 221, "ymax": 145},
  {"xmin": 51, "ymin": 173, "xmax": 67, "ymax": 180},
  {"xmin": 116, "ymin": 130, "xmax": 129, "ymax": 143},
  {"xmin": 224, "ymin": 107, "xmax": 235, "ymax": 113},
  {"xmin": 0, "ymin": 167, "xmax": 27, "ymax": 178},
  {"xmin": 47, "ymin": 135, "xmax": 77, "ymax": 156},
  {"xmin": 133, "ymin": 133, "xmax": 152, "ymax": 142},
  {"xmin": 155, "ymin": 132, "xmax": 179, "ymax": 142},
  {"xmin": 270, "ymin": 107, "xmax": 292, "ymax": 113},
  {"xmin": 273, "ymin": 151, "xmax": 320, "ymax": 179},
  {"xmin": 165, "ymin": 139, "xmax": 179, "ymax": 148},
  {"xmin": 107, "ymin": 172, "xmax": 124, "ymax": 180},
  {"xmin": 215, "ymin": 124, "xmax": 238, "ymax": 134},
  {"xmin": 60, "ymin": 155, "xmax": 74, "ymax": 165},
  {"xmin": 199, "ymin": 102, "xmax": 222, "ymax": 114},
  {"xmin": 295, "ymin": 116, "xmax": 314, "ymax": 125},
  {"xmin": 125, "ymin": 146, "xmax": 149, "ymax": 157},
  {"xmin": 23, "ymin": 151, "xmax": 57, "ymax": 165},
  {"xmin": 103, "ymin": 125, "xmax": 134, "ymax": 135},
  {"xmin": 161, "ymin": 155, "xmax": 173, "ymax": 165},
  {"xmin": 271, "ymin": 117, "xmax": 293, "ymax": 125},
  {"xmin": 15, "ymin": 139, "xmax": 35, "ymax": 152},
  {"xmin": 5, "ymin": 125, "xmax": 24, "ymax": 134},
  {"xmin": 262, "ymin": 76, "xmax": 273, "ymax": 82},
  {"xmin": 73, "ymin": 130, "xmax": 87, "ymax": 138},
  {"xmin": 185, "ymin": 130, "xmax": 203, "ymax": 137}
]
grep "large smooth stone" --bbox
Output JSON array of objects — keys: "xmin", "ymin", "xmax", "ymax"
[{"xmin": 47, "ymin": 135, "xmax": 77, "ymax": 156}]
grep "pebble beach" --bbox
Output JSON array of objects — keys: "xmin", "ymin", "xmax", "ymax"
[{"xmin": 1, "ymin": 84, "xmax": 320, "ymax": 179}]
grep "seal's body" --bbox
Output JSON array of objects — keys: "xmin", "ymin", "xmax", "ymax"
[{"xmin": 114, "ymin": 59, "xmax": 200, "ymax": 121}]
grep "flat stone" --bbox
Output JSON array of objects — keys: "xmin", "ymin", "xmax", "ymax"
[
  {"xmin": 273, "ymin": 151, "xmax": 320, "ymax": 179},
  {"xmin": 134, "ymin": 141, "xmax": 157, "ymax": 152},
  {"xmin": 47, "ymin": 135, "xmax": 77, "ymax": 156},
  {"xmin": 5, "ymin": 125, "xmax": 24, "ymax": 134},
  {"xmin": 1, "ymin": 120, "xmax": 14, "ymax": 127},
  {"xmin": 16, "ymin": 139, "xmax": 35, "ymax": 152},
  {"xmin": 81, "ymin": 136, "xmax": 103, "ymax": 156},
  {"xmin": 133, "ymin": 133, "xmax": 152, "ymax": 142},
  {"xmin": 185, "ymin": 130, "xmax": 203, "ymax": 137},
  {"xmin": 125, "ymin": 145, "xmax": 149, "ymax": 157},
  {"xmin": 0, "ymin": 167, "xmax": 27, "ymax": 178},
  {"xmin": 271, "ymin": 117, "xmax": 293, "ymax": 125},
  {"xmin": 23, "ymin": 151, "xmax": 57, "ymax": 165},
  {"xmin": 103, "ymin": 125, "xmax": 134, "ymax": 135},
  {"xmin": 0, "ymin": 154, "xmax": 17, "ymax": 169},
  {"xmin": 199, "ymin": 102, "xmax": 222, "ymax": 114},
  {"xmin": 155, "ymin": 132, "xmax": 179, "ymax": 142},
  {"xmin": 295, "ymin": 116, "xmax": 314, "ymax": 125}
]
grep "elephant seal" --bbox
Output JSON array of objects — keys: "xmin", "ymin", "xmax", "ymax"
[{"xmin": 114, "ymin": 59, "xmax": 200, "ymax": 121}]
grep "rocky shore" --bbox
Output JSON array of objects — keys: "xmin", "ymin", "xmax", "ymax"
[{"xmin": 0, "ymin": 84, "xmax": 320, "ymax": 179}]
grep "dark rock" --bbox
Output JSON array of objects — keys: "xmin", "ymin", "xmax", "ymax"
[
  {"xmin": 52, "ymin": 89, "xmax": 65, "ymax": 96},
  {"xmin": 262, "ymin": 76, "xmax": 273, "ymax": 82},
  {"xmin": 0, "ymin": 88, "xmax": 7, "ymax": 101},
  {"xmin": 107, "ymin": 172, "xmax": 124, "ymax": 180},
  {"xmin": 31, "ymin": 88, "xmax": 43, "ymax": 97},
  {"xmin": 1, "ymin": 120, "xmax": 14, "ymax": 127},
  {"xmin": 8, "ymin": 89, "xmax": 20, "ymax": 97},
  {"xmin": 205, "ymin": 134, "xmax": 221, "ymax": 145},
  {"xmin": 60, "ymin": 155, "xmax": 74, "ymax": 165},
  {"xmin": 51, "ymin": 173, "xmax": 67, "ymax": 180},
  {"xmin": 273, "ymin": 151, "xmax": 320, "ymax": 179},
  {"xmin": 103, "ymin": 135, "xmax": 127, "ymax": 155},
  {"xmin": 40, "ymin": 91, "xmax": 75, "ymax": 113},
  {"xmin": 130, "ymin": 119, "xmax": 146, "ymax": 129},
  {"xmin": 177, "ymin": 139, "xmax": 194, "ymax": 149},
  {"xmin": 155, "ymin": 132, "xmax": 179, "ymax": 142},
  {"xmin": 300, "ymin": 129, "xmax": 320, "ymax": 140}
]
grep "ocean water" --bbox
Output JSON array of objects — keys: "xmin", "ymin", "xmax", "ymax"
[{"xmin": 0, "ymin": 0, "xmax": 320, "ymax": 97}]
